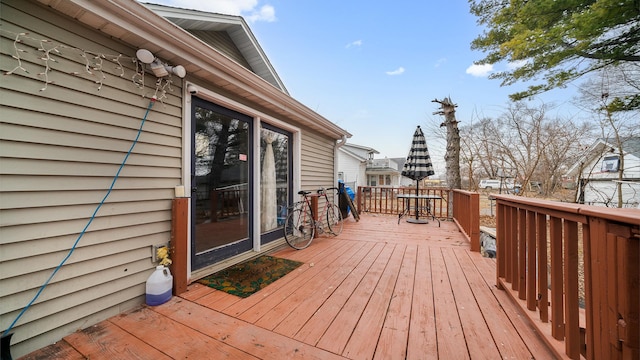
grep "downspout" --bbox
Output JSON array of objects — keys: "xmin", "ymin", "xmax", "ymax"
[{"xmin": 335, "ymin": 135, "xmax": 347, "ymax": 187}]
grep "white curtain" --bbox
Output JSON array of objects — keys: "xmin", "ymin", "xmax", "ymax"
[{"xmin": 261, "ymin": 133, "xmax": 277, "ymax": 232}]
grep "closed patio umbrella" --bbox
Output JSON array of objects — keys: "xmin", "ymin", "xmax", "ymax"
[{"xmin": 401, "ymin": 125, "xmax": 435, "ymax": 223}]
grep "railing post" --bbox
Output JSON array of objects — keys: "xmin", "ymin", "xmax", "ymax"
[
  {"xmin": 171, "ymin": 197, "xmax": 189, "ymax": 296},
  {"xmin": 587, "ymin": 216, "xmax": 640, "ymax": 360},
  {"xmin": 469, "ymin": 192, "xmax": 480, "ymax": 252}
]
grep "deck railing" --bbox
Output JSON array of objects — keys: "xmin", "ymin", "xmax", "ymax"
[
  {"xmin": 355, "ymin": 186, "xmax": 450, "ymax": 219},
  {"xmin": 353, "ymin": 187, "xmax": 480, "ymax": 252},
  {"xmin": 493, "ymin": 194, "xmax": 639, "ymax": 360},
  {"xmin": 452, "ymin": 189, "xmax": 480, "ymax": 252}
]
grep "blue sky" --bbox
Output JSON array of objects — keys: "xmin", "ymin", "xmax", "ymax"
[{"xmin": 148, "ymin": 0, "xmax": 587, "ymax": 174}]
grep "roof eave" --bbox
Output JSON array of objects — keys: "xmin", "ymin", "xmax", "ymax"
[
  {"xmin": 143, "ymin": 3, "xmax": 289, "ymax": 95},
  {"xmin": 39, "ymin": 0, "xmax": 350, "ymax": 140}
]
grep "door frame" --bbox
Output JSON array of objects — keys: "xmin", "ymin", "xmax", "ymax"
[
  {"xmin": 182, "ymin": 83, "xmax": 302, "ymax": 280},
  {"xmin": 190, "ymin": 97, "xmax": 254, "ymax": 270}
]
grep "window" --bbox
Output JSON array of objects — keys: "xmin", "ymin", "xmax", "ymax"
[{"xmin": 601, "ymin": 155, "xmax": 620, "ymax": 172}]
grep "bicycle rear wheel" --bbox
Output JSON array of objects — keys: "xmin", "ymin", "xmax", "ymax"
[
  {"xmin": 327, "ymin": 203, "xmax": 344, "ymax": 236},
  {"xmin": 284, "ymin": 208, "xmax": 315, "ymax": 249}
]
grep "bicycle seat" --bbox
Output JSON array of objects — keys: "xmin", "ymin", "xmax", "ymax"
[{"xmin": 298, "ymin": 190, "xmax": 311, "ymax": 195}]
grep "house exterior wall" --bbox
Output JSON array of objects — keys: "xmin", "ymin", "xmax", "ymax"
[
  {"xmin": 582, "ymin": 180, "xmax": 640, "ymax": 207},
  {"xmin": 0, "ymin": 0, "xmax": 343, "ymax": 357},
  {"xmin": 301, "ymin": 129, "xmax": 337, "ymax": 191},
  {"xmin": 579, "ymin": 149, "xmax": 640, "ymax": 207},
  {"xmin": 0, "ymin": 0, "xmax": 182, "ymax": 355},
  {"xmin": 338, "ymin": 150, "xmax": 365, "ymax": 188}
]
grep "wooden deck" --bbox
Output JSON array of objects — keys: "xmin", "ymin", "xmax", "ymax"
[{"xmin": 21, "ymin": 214, "xmax": 556, "ymax": 359}]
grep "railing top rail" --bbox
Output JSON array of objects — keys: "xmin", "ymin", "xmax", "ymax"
[
  {"xmin": 493, "ymin": 194, "xmax": 640, "ymax": 225},
  {"xmin": 452, "ymin": 189, "xmax": 477, "ymax": 196}
]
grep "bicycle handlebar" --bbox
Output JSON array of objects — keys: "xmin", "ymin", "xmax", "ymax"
[
  {"xmin": 298, "ymin": 187, "xmax": 338, "ymax": 197},
  {"xmin": 317, "ymin": 187, "xmax": 339, "ymax": 194}
]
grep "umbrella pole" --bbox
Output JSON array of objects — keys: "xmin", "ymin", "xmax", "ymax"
[{"xmin": 415, "ymin": 181, "xmax": 419, "ymax": 220}]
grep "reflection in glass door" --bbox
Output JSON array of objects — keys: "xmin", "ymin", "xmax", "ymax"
[
  {"xmin": 191, "ymin": 98, "xmax": 252, "ymax": 270},
  {"xmin": 260, "ymin": 124, "xmax": 292, "ymax": 244}
]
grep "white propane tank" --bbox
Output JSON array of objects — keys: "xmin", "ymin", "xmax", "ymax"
[{"xmin": 145, "ymin": 265, "xmax": 173, "ymax": 306}]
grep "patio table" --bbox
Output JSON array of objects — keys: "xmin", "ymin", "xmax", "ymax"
[{"xmin": 397, "ymin": 194, "xmax": 442, "ymax": 226}]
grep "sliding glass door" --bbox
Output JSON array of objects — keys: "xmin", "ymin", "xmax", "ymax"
[{"xmin": 191, "ymin": 98, "xmax": 253, "ymax": 270}]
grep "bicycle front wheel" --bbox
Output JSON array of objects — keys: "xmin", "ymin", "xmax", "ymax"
[
  {"xmin": 327, "ymin": 203, "xmax": 344, "ymax": 236},
  {"xmin": 284, "ymin": 208, "xmax": 315, "ymax": 249}
]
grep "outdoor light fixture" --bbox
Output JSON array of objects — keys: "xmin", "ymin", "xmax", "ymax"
[{"xmin": 136, "ymin": 48, "xmax": 186, "ymax": 78}]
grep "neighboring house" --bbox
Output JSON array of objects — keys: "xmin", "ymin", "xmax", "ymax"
[
  {"xmin": 337, "ymin": 143, "xmax": 378, "ymax": 188},
  {"xmin": 0, "ymin": 0, "xmax": 350, "ymax": 357},
  {"xmin": 368, "ymin": 157, "xmax": 410, "ymax": 187},
  {"xmin": 565, "ymin": 137, "xmax": 640, "ymax": 208},
  {"xmin": 337, "ymin": 143, "xmax": 412, "ymax": 188}
]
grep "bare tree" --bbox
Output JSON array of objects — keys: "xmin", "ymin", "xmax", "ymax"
[
  {"xmin": 460, "ymin": 118, "xmax": 503, "ymax": 189},
  {"xmin": 433, "ymin": 97, "xmax": 462, "ymax": 189},
  {"xmin": 460, "ymin": 101, "xmax": 591, "ymax": 196},
  {"xmin": 538, "ymin": 118, "xmax": 592, "ymax": 195}
]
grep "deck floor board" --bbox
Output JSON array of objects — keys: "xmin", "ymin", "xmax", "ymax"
[{"xmin": 20, "ymin": 214, "xmax": 557, "ymax": 360}]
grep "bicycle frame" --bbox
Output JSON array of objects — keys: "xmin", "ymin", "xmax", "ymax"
[{"xmin": 283, "ymin": 187, "xmax": 343, "ymax": 250}]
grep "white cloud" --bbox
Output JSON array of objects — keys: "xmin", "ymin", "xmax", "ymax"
[
  {"xmin": 434, "ymin": 58, "xmax": 447, "ymax": 68},
  {"xmin": 246, "ymin": 5, "xmax": 276, "ymax": 22},
  {"xmin": 386, "ymin": 67, "xmax": 405, "ymax": 76},
  {"xmin": 466, "ymin": 63, "xmax": 493, "ymax": 77},
  {"xmin": 150, "ymin": 0, "xmax": 276, "ymax": 22},
  {"xmin": 346, "ymin": 40, "xmax": 363, "ymax": 48}
]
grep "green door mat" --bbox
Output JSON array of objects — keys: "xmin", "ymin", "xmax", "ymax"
[{"xmin": 198, "ymin": 255, "xmax": 303, "ymax": 298}]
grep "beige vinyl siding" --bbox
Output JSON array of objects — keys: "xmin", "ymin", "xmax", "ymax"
[
  {"xmin": 300, "ymin": 128, "xmax": 337, "ymax": 192},
  {"xmin": 0, "ymin": 0, "xmax": 182, "ymax": 356},
  {"xmin": 187, "ymin": 29, "xmax": 253, "ymax": 70}
]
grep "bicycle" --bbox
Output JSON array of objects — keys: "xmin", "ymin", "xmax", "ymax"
[{"xmin": 283, "ymin": 187, "xmax": 344, "ymax": 249}]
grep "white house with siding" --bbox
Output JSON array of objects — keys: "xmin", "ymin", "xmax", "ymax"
[
  {"xmin": 337, "ymin": 143, "xmax": 378, "ymax": 188},
  {"xmin": 0, "ymin": 0, "xmax": 351, "ymax": 356},
  {"xmin": 565, "ymin": 137, "xmax": 640, "ymax": 208}
]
